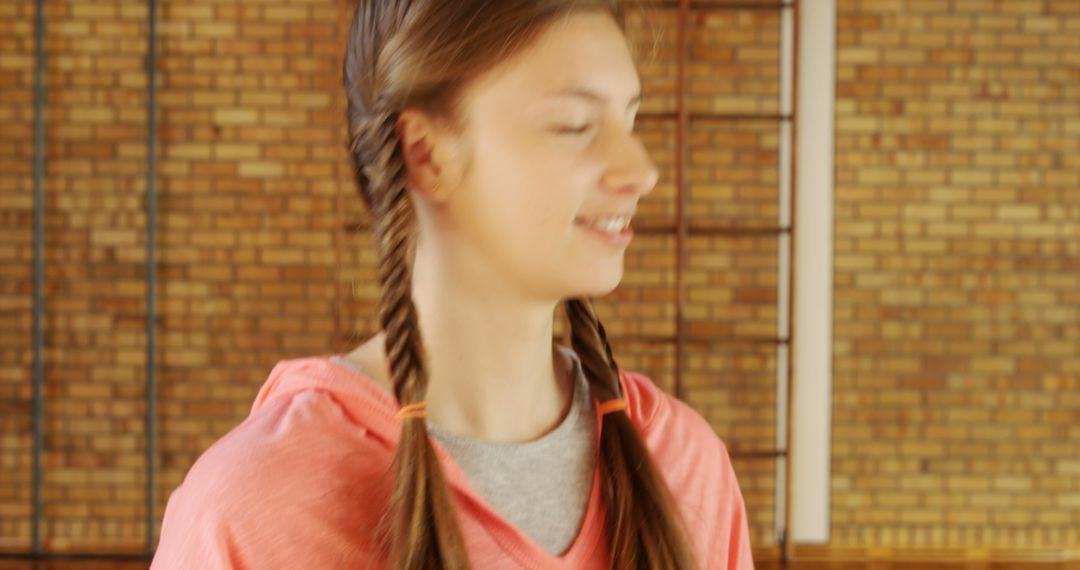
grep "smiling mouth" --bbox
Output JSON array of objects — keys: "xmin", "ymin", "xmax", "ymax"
[
  {"xmin": 573, "ymin": 215, "xmax": 632, "ymax": 233},
  {"xmin": 573, "ymin": 215, "xmax": 634, "ymax": 246}
]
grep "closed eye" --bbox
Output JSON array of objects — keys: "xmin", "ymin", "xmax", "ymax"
[{"xmin": 554, "ymin": 124, "xmax": 593, "ymax": 135}]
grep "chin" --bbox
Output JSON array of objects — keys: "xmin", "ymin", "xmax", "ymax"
[{"xmin": 568, "ymin": 268, "xmax": 624, "ymax": 298}]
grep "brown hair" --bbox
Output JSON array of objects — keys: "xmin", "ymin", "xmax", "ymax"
[{"xmin": 342, "ymin": 1, "xmax": 696, "ymax": 568}]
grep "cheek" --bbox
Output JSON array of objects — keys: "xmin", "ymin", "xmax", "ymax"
[{"xmin": 476, "ymin": 130, "xmax": 584, "ymax": 231}]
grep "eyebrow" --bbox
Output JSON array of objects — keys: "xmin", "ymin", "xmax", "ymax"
[{"xmin": 547, "ymin": 87, "xmax": 643, "ymax": 110}]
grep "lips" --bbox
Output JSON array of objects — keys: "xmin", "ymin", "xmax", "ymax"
[
  {"xmin": 573, "ymin": 212, "xmax": 635, "ymax": 247},
  {"xmin": 574, "ymin": 215, "xmax": 632, "ymax": 233}
]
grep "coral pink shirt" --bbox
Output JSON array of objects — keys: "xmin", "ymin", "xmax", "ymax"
[{"xmin": 151, "ymin": 354, "xmax": 755, "ymax": 569}]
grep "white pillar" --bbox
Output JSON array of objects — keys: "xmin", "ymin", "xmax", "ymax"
[{"xmin": 791, "ymin": 0, "xmax": 836, "ymax": 544}]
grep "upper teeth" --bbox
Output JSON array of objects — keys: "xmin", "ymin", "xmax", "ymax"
[{"xmin": 582, "ymin": 216, "xmax": 630, "ymax": 233}]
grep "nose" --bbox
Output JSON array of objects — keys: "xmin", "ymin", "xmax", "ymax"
[{"xmin": 601, "ymin": 128, "xmax": 659, "ymax": 198}]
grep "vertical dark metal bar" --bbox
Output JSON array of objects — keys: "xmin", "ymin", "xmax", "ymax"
[
  {"xmin": 31, "ymin": 0, "xmax": 47, "ymax": 555},
  {"xmin": 145, "ymin": 0, "xmax": 160, "ymax": 554},
  {"xmin": 674, "ymin": 0, "xmax": 689, "ymax": 401},
  {"xmin": 783, "ymin": 0, "xmax": 799, "ymax": 563}
]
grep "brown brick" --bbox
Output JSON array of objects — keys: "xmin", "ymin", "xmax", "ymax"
[{"xmin": 834, "ymin": 0, "xmax": 1078, "ymax": 553}]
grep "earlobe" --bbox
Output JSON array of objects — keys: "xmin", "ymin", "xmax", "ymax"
[{"xmin": 422, "ymin": 178, "xmax": 452, "ymax": 205}]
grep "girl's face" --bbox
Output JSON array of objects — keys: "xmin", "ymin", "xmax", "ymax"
[{"xmin": 417, "ymin": 9, "xmax": 658, "ymax": 302}]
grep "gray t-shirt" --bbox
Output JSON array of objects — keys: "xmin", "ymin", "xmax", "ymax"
[{"xmin": 328, "ymin": 343, "xmax": 596, "ymax": 556}]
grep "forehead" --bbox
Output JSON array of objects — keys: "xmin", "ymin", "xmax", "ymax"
[{"xmin": 462, "ymin": 10, "xmax": 641, "ymax": 112}]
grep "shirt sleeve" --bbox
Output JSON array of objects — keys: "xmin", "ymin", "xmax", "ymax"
[
  {"xmin": 711, "ymin": 437, "xmax": 756, "ymax": 570},
  {"xmin": 150, "ymin": 482, "xmax": 247, "ymax": 570}
]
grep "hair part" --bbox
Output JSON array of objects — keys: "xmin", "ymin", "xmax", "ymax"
[{"xmin": 343, "ymin": 1, "xmax": 694, "ymax": 568}]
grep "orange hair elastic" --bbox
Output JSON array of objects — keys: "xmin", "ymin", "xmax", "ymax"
[
  {"xmin": 396, "ymin": 398, "xmax": 628, "ymax": 420},
  {"xmin": 597, "ymin": 398, "xmax": 628, "ymax": 416},
  {"xmin": 397, "ymin": 401, "xmax": 427, "ymax": 419}
]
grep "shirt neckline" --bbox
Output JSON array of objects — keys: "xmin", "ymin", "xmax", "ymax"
[{"xmin": 317, "ymin": 349, "xmax": 608, "ymax": 566}]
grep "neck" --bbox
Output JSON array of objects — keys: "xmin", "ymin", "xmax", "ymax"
[{"xmin": 406, "ymin": 242, "xmax": 574, "ymax": 443}]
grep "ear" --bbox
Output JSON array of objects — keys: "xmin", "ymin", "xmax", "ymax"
[{"xmin": 397, "ymin": 108, "xmax": 451, "ymax": 204}]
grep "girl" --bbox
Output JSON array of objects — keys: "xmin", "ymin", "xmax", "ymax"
[{"xmin": 152, "ymin": 1, "xmax": 754, "ymax": 568}]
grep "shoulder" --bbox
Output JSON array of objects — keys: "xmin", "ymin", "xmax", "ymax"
[
  {"xmin": 617, "ymin": 368, "xmax": 717, "ymax": 444},
  {"xmin": 617, "ymin": 368, "xmax": 754, "ymax": 570},
  {"xmin": 617, "ymin": 368, "xmax": 735, "ymax": 480},
  {"xmin": 174, "ymin": 386, "xmax": 386, "ymax": 510},
  {"xmin": 153, "ymin": 388, "xmax": 391, "ymax": 568}
]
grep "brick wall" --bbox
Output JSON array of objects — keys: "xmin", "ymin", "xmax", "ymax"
[
  {"xmin": 0, "ymin": 0, "xmax": 35, "ymax": 548},
  {"xmin": 1, "ymin": 0, "xmax": 353, "ymax": 551},
  {"xmin": 2, "ymin": 0, "xmax": 159, "ymax": 549},
  {"xmin": 832, "ymin": 0, "xmax": 1079, "ymax": 551}
]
